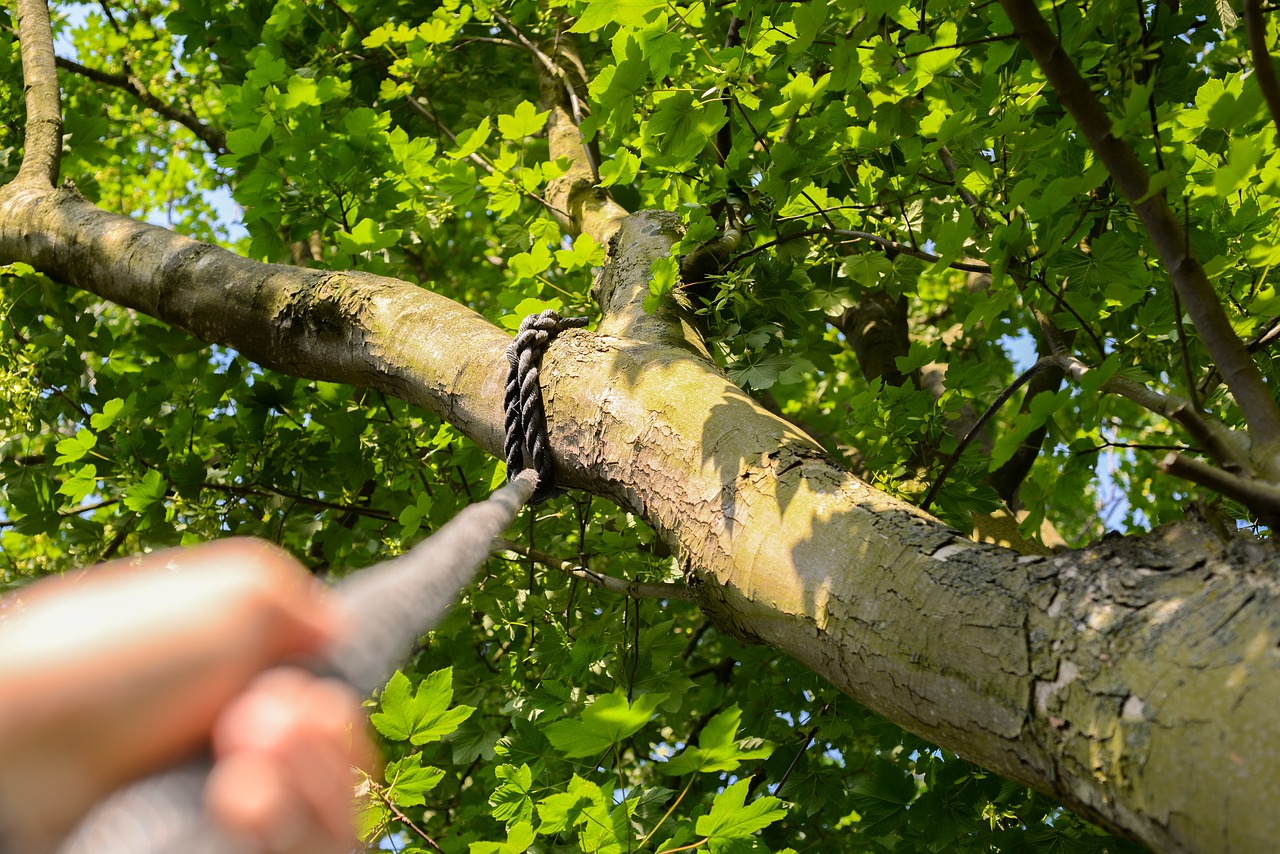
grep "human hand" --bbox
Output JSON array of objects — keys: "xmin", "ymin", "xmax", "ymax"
[
  {"xmin": 208, "ymin": 668, "xmax": 376, "ymax": 854},
  {"xmin": 0, "ymin": 538, "xmax": 372, "ymax": 852}
]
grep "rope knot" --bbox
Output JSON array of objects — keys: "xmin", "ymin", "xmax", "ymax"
[{"xmin": 503, "ymin": 309, "xmax": 589, "ymax": 503}]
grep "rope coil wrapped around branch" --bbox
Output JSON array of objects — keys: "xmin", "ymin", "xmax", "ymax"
[{"xmin": 503, "ymin": 309, "xmax": 589, "ymax": 503}]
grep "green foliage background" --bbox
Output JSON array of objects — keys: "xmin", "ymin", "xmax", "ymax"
[{"xmin": 4, "ymin": 0, "xmax": 1276, "ymax": 849}]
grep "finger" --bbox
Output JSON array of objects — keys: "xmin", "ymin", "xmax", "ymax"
[{"xmin": 213, "ymin": 670, "xmax": 371, "ymax": 849}]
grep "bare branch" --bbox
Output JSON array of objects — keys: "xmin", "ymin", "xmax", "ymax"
[
  {"xmin": 1001, "ymin": 0, "xmax": 1280, "ymax": 466},
  {"xmin": 920, "ymin": 356, "xmax": 1055, "ymax": 512},
  {"xmin": 735, "ymin": 225, "xmax": 990, "ymax": 274},
  {"xmin": 1052, "ymin": 346, "xmax": 1253, "ymax": 475},
  {"xmin": 54, "ymin": 55, "xmax": 227, "ymax": 155},
  {"xmin": 1161, "ymin": 451, "xmax": 1280, "ymax": 522},
  {"xmin": 494, "ymin": 539, "xmax": 691, "ymax": 601},
  {"xmin": 13, "ymin": 0, "xmax": 62, "ymax": 187}
]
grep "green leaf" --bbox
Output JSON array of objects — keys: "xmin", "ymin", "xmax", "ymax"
[
  {"xmin": 643, "ymin": 255, "xmax": 678, "ymax": 313},
  {"xmin": 89, "ymin": 397, "xmax": 127, "ymax": 430},
  {"xmin": 122, "ymin": 469, "xmax": 168, "ymax": 512},
  {"xmin": 498, "ymin": 101, "xmax": 551, "ymax": 141},
  {"xmin": 509, "ymin": 242, "xmax": 554, "ymax": 281},
  {"xmin": 666, "ymin": 704, "xmax": 773, "ymax": 774},
  {"xmin": 695, "ymin": 779, "xmax": 787, "ymax": 843},
  {"xmin": 223, "ymin": 114, "xmax": 274, "ymax": 159},
  {"xmin": 490, "ymin": 763, "xmax": 535, "ymax": 824},
  {"xmin": 370, "ymin": 668, "xmax": 476, "ymax": 744},
  {"xmin": 54, "ymin": 429, "xmax": 97, "ymax": 465},
  {"xmin": 643, "ymin": 91, "xmax": 727, "ymax": 169},
  {"xmin": 57, "ymin": 464, "xmax": 98, "ymax": 504},
  {"xmin": 555, "ymin": 233, "xmax": 604, "ymax": 270},
  {"xmin": 469, "ymin": 820, "xmax": 536, "ymax": 853},
  {"xmin": 536, "ymin": 775, "xmax": 610, "ymax": 834},
  {"xmin": 542, "ymin": 692, "xmax": 667, "ymax": 758},
  {"xmin": 450, "ymin": 117, "xmax": 492, "ymax": 160},
  {"xmin": 570, "ymin": 0, "xmax": 664, "ymax": 32},
  {"xmin": 385, "ymin": 753, "xmax": 446, "ymax": 807},
  {"xmin": 1212, "ymin": 137, "xmax": 1263, "ymax": 198},
  {"xmin": 336, "ymin": 218, "xmax": 402, "ymax": 253}
]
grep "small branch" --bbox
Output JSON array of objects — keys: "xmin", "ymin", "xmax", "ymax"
[
  {"xmin": 1245, "ymin": 0, "xmax": 1280, "ymax": 141},
  {"xmin": 735, "ymin": 225, "xmax": 990, "ymax": 274},
  {"xmin": 1031, "ymin": 307, "xmax": 1253, "ymax": 474},
  {"xmin": 920, "ymin": 356, "xmax": 1055, "ymax": 512},
  {"xmin": 204, "ymin": 481, "xmax": 397, "ymax": 521},
  {"xmin": 404, "ymin": 96, "xmax": 494, "ymax": 175},
  {"xmin": 494, "ymin": 538, "xmax": 692, "ymax": 601},
  {"xmin": 1161, "ymin": 451, "xmax": 1280, "ymax": 522},
  {"xmin": 368, "ymin": 779, "xmax": 447, "ymax": 854},
  {"xmin": 715, "ymin": 16, "xmax": 745, "ymax": 166},
  {"xmin": 1032, "ymin": 275, "xmax": 1109, "ymax": 358},
  {"xmin": 1074, "ymin": 440, "xmax": 1189, "ymax": 457},
  {"xmin": 833, "ymin": 229, "xmax": 985, "ymax": 270},
  {"xmin": 1170, "ymin": 284, "xmax": 1201, "ymax": 410},
  {"xmin": 1001, "ymin": 0, "xmax": 1280, "ymax": 465},
  {"xmin": 54, "ymin": 55, "xmax": 228, "ymax": 155},
  {"xmin": 937, "ymin": 145, "xmax": 988, "ymax": 230},
  {"xmin": 491, "ymin": 9, "xmax": 587, "ymax": 128},
  {"xmin": 1051, "ymin": 346, "xmax": 1251, "ymax": 475},
  {"xmin": 1199, "ymin": 315, "xmax": 1280, "ymax": 398},
  {"xmin": 988, "ymin": 347, "xmax": 1065, "ymax": 503},
  {"xmin": 13, "ymin": 0, "xmax": 63, "ymax": 187}
]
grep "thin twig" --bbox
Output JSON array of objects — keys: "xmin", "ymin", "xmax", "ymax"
[
  {"xmin": 492, "ymin": 9, "xmax": 587, "ymax": 124},
  {"xmin": 735, "ymin": 225, "xmax": 991, "ymax": 273},
  {"xmin": 54, "ymin": 55, "xmax": 227, "ymax": 154},
  {"xmin": 1053, "ymin": 347, "xmax": 1250, "ymax": 474},
  {"xmin": 1170, "ymin": 283, "xmax": 1201, "ymax": 410},
  {"xmin": 920, "ymin": 356, "xmax": 1054, "ymax": 512},
  {"xmin": 937, "ymin": 145, "xmax": 989, "ymax": 230},
  {"xmin": 494, "ymin": 538, "xmax": 691, "ymax": 601}
]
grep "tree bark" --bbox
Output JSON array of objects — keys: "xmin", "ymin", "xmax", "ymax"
[{"xmin": 3, "ymin": 181, "xmax": 1279, "ymax": 853}]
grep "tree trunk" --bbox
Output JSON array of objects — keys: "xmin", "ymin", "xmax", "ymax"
[{"xmin": 3, "ymin": 181, "xmax": 1278, "ymax": 854}]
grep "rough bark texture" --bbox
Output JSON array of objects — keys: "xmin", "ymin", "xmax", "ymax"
[{"xmin": 3, "ymin": 183, "xmax": 1280, "ymax": 853}]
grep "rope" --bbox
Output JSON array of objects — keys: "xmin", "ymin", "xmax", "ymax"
[{"xmin": 504, "ymin": 309, "xmax": 589, "ymax": 503}]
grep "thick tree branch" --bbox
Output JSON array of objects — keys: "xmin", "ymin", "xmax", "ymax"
[
  {"xmin": 14, "ymin": 0, "xmax": 62, "ymax": 188},
  {"xmin": 53, "ymin": 55, "xmax": 228, "ymax": 155},
  {"xmin": 835, "ymin": 292, "xmax": 914, "ymax": 388},
  {"xmin": 1001, "ymin": 0, "xmax": 1280, "ymax": 469},
  {"xmin": 533, "ymin": 27, "xmax": 628, "ymax": 246},
  {"xmin": 8, "ymin": 176, "xmax": 1280, "ymax": 850},
  {"xmin": 1244, "ymin": 0, "xmax": 1280, "ymax": 141},
  {"xmin": 0, "ymin": 184, "xmax": 516, "ymax": 455}
]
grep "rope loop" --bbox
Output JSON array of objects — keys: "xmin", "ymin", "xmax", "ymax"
[{"xmin": 503, "ymin": 309, "xmax": 589, "ymax": 503}]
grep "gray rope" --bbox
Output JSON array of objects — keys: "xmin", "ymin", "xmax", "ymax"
[{"xmin": 504, "ymin": 309, "xmax": 588, "ymax": 503}]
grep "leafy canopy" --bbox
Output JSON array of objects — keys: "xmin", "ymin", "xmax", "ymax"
[{"xmin": 3, "ymin": 0, "xmax": 1270, "ymax": 849}]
